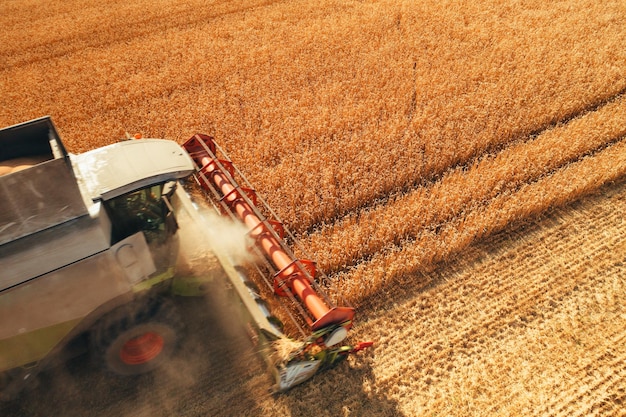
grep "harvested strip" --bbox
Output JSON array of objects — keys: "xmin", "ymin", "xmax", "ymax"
[{"xmin": 341, "ymin": 181, "xmax": 626, "ymax": 416}]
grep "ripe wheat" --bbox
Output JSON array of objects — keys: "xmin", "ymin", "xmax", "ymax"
[{"xmin": 2, "ymin": 0, "xmax": 625, "ymax": 234}]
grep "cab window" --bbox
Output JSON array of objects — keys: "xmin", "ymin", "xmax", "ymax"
[{"xmin": 104, "ymin": 184, "xmax": 167, "ymax": 244}]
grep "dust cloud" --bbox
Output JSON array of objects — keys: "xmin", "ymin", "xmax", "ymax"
[
  {"xmin": 1, "ymin": 202, "xmax": 273, "ymax": 416},
  {"xmin": 176, "ymin": 204, "xmax": 259, "ymax": 270}
]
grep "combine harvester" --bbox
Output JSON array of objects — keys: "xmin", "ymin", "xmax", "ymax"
[{"xmin": 0, "ymin": 117, "xmax": 371, "ymax": 401}]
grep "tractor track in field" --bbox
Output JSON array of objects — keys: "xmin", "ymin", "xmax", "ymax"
[
  {"xmin": 295, "ymin": 86, "xmax": 626, "ymax": 238},
  {"xmin": 335, "ymin": 142, "xmax": 626, "ymax": 309},
  {"xmin": 0, "ymin": 0, "xmax": 286, "ymax": 72}
]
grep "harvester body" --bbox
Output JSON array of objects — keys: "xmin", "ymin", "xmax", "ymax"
[
  {"xmin": 0, "ymin": 117, "xmax": 369, "ymax": 400},
  {"xmin": 0, "ymin": 117, "xmax": 200, "ymax": 398}
]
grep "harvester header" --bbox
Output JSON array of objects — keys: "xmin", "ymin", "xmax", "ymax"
[
  {"xmin": 183, "ymin": 134, "xmax": 355, "ymax": 340},
  {"xmin": 181, "ymin": 135, "xmax": 371, "ymax": 389}
]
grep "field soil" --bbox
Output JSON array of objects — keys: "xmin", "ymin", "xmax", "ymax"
[{"xmin": 1, "ymin": 0, "xmax": 625, "ymax": 415}]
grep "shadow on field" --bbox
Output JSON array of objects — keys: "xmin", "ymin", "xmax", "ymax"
[
  {"xmin": 0, "ymin": 287, "xmax": 402, "ymax": 417},
  {"xmin": 357, "ymin": 178, "xmax": 626, "ymax": 319}
]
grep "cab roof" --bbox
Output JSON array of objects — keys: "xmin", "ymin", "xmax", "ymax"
[{"xmin": 72, "ymin": 138, "xmax": 195, "ymax": 201}]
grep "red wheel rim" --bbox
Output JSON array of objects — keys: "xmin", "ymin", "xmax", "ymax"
[{"xmin": 119, "ymin": 332, "xmax": 165, "ymax": 365}]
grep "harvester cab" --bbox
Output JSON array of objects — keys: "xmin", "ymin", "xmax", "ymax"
[{"xmin": 0, "ymin": 117, "xmax": 372, "ymax": 400}]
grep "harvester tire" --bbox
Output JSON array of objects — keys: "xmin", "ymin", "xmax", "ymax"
[{"xmin": 90, "ymin": 297, "xmax": 183, "ymax": 376}]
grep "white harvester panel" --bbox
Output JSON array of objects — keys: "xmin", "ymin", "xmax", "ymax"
[{"xmin": 73, "ymin": 139, "xmax": 195, "ymax": 201}]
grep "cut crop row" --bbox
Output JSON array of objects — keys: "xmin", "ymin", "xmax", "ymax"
[
  {"xmin": 300, "ymin": 95, "xmax": 626, "ymax": 274},
  {"xmin": 334, "ymin": 139, "xmax": 626, "ymax": 305}
]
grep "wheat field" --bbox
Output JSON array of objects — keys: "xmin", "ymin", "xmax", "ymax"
[{"xmin": 1, "ymin": 0, "xmax": 626, "ymax": 416}]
